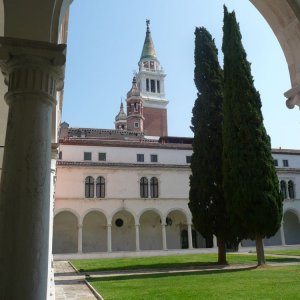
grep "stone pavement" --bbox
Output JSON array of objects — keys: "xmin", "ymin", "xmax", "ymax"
[{"xmin": 54, "ymin": 261, "xmax": 99, "ymax": 300}]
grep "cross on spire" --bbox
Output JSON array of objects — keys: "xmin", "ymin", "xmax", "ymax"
[{"xmin": 146, "ymin": 19, "xmax": 150, "ymax": 32}]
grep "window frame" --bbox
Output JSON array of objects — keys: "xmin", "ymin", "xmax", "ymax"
[
  {"xmin": 280, "ymin": 180, "xmax": 287, "ymax": 199},
  {"xmin": 150, "ymin": 177, "xmax": 159, "ymax": 198},
  {"xmin": 283, "ymin": 159, "xmax": 289, "ymax": 167},
  {"xmin": 85, "ymin": 176, "xmax": 94, "ymax": 198},
  {"xmin": 186, "ymin": 156, "xmax": 192, "ymax": 164},
  {"xmin": 137, "ymin": 154, "xmax": 144, "ymax": 162},
  {"xmin": 140, "ymin": 177, "xmax": 149, "ymax": 198},
  {"xmin": 96, "ymin": 176, "xmax": 105, "ymax": 198},
  {"xmin": 288, "ymin": 180, "xmax": 295, "ymax": 199},
  {"xmin": 98, "ymin": 152, "xmax": 106, "ymax": 161},
  {"xmin": 150, "ymin": 154, "xmax": 158, "ymax": 163},
  {"xmin": 84, "ymin": 152, "xmax": 92, "ymax": 161}
]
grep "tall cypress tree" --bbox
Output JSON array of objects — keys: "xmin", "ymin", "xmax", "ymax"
[
  {"xmin": 189, "ymin": 27, "xmax": 231, "ymax": 264},
  {"xmin": 222, "ymin": 6, "xmax": 282, "ymax": 265}
]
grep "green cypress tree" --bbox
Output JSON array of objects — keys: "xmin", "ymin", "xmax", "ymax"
[
  {"xmin": 222, "ymin": 6, "xmax": 283, "ymax": 265},
  {"xmin": 189, "ymin": 27, "xmax": 232, "ymax": 264}
]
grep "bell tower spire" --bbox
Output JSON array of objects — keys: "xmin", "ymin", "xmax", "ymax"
[{"xmin": 135, "ymin": 20, "xmax": 169, "ymax": 137}]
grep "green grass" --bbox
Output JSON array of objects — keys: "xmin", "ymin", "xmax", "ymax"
[
  {"xmin": 264, "ymin": 249, "xmax": 300, "ymax": 256},
  {"xmin": 88, "ymin": 265, "xmax": 300, "ymax": 300},
  {"xmin": 71, "ymin": 253, "xmax": 300, "ymax": 273}
]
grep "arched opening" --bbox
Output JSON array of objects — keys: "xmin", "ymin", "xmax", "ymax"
[
  {"xmin": 165, "ymin": 210, "xmax": 188, "ymax": 249},
  {"xmin": 82, "ymin": 211, "xmax": 107, "ymax": 252},
  {"xmin": 139, "ymin": 210, "xmax": 162, "ymax": 250},
  {"xmin": 284, "ymin": 211, "xmax": 300, "ymax": 245},
  {"xmin": 111, "ymin": 210, "xmax": 135, "ymax": 251},
  {"xmin": 53, "ymin": 211, "xmax": 78, "ymax": 254}
]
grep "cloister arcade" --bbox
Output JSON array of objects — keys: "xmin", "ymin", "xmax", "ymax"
[{"xmin": 53, "ymin": 208, "xmax": 206, "ymax": 254}]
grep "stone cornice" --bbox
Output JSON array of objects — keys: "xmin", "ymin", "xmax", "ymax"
[{"xmin": 57, "ymin": 160, "xmax": 191, "ymax": 169}]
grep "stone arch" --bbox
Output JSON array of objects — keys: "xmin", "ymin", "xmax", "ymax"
[
  {"xmin": 165, "ymin": 209, "xmax": 188, "ymax": 250},
  {"xmin": 251, "ymin": 0, "xmax": 300, "ymax": 108},
  {"xmin": 283, "ymin": 210, "xmax": 300, "ymax": 245},
  {"xmin": 111, "ymin": 210, "xmax": 135, "ymax": 251},
  {"xmin": 53, "ymin": 210, "xmax": 78, "ymax": 254},
  {"xmin": 139, "ymin": 209, "xmax": 163, "ymax": 250},
  {"xmin": 109, "ymin": 207, "xmax": 138, "ymax": 224},
  {"xmin": 82, "ymin": 210, "xmax": 107, "ymax": 253}
]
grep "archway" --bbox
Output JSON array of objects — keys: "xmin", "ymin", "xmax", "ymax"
[
  {"xmin": 139, "ymin": 210, "xmax": 162, "ymax": 250},
  {"xmin": 82, "ymin": 211, "xmax": 107, "ymax": 253},
  {"xmin": 53, "ymin": 211, "xmax": 78, "ymax": 253},
  {"xmin": 284, "ymin": 210, "xmax": 300, "ymax": 245},
  {"xmin": 112, "ymin": 210, "xmax": 135, "ymax": 251},
  {"xmin": 165, "ymin": 210, "xmax": 188, "ymax": 249}
]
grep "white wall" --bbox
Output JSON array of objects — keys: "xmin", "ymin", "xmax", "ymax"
[{"xmin": 60, "ymin": 144, "xmax": 192, "ymax": 165}]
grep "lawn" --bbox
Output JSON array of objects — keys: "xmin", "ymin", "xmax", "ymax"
[
  {"xmin": 71, "ymin": 253, "xmax": 300, "ymax": 273},
  {"xmin": 264, "ymin": 249, "xmax": 300, "ymax": 256},
  {"xmin": 88, "ymin": 265, "xmax": 300, "ymax": 300}
]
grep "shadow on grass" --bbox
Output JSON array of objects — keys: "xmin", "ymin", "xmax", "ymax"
[
  {"xmin": 266, "ymin": 257, "xmax": 300, "ymax": 263},
  {"xmin": 76, "ymin": 256, "xmax": 300, "ymax": 273},
  {"xmin": 87, "ymin": 266, "xmax": 258, "ymax": 283},
  {"xmin": 78, "ymin": 261, "xmax": 222, "ymax": 273}
]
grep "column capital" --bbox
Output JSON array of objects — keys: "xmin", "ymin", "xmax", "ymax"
[{"xmin": 0, "ymin": 37, "xmax": 66, "ymax": 105}]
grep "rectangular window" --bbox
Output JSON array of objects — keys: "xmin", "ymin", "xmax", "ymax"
[
  {"xmin": 186, "ymin": 156, "xmax": 192, "ymax": 164},
  {"xmin": 151, "ymin": 79, "xmax": 156, "ymax": 92},
  {"xmin": 157, "ymin": 80, "xmax": 160, "ymax": 93},
  {"xmin": 146, "ymin": 78, "xmax": 149, "ymax": 91},
  {"xmin": 283, "ymin": 159, "xmax": 289, "ymax": 167},
  {"xmin": 84, "ymin": 152, "xmax": 92, "ymax": 161},
  {"xmin": 134, "ymin": 122, "xmax": 139, "ymax": 128},
  {"xmin": 137, "ymin": 154, "xmax": 144, "ymax": 162},
  {"xmin": 151, "ymin": 154, "xmax": 158, "ymax": 163},
  {"xmin": 273, "ymin": 159, "xmax": 278, "ymax": 167},
  {"xmin": 58, "ymin": 151, "xmax": 62, "ymax": 160},
  {"xmin": 98, "ymin": 152, "xmax": 106, "ymax": 161}
]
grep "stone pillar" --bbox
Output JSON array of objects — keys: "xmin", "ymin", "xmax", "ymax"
[
  {"xmin": 161, "ymin": 224, "xmax": 167, "ymax": 250},
  {"xmin": 213, "ymin": 235, "xmax": 218, "ymax": 248},
  {"xmin": 78, "ymin": 224, "xmax": 83, "ymax": 253},
  {"xmin": 135, "ymin": 224, "xmax": 140, "ymax": 251},
  {"xmin": 0, "ymin": 37, "xmax": 65, "ymax": 299},
  {"xmin": 280, "ymin": 222, "xmax": 286, "ymax": 246},
  {"xmin": 107, "ymin": 224, "xmax": 112, "ymax": 252},
  {"xmin": 187, "ymin": 224, "xmax": 193, "ymax": 250},
  {"xmin": 47, "ymin": 145, "xmax": 59, "ymax": 299}
]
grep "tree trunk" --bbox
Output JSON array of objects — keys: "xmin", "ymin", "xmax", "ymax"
[
  {"xmin": 217, "ymin": 238, "xmax": 227, "ymax": 264},
  {"xmin": 255, "ymin": 235, "xmax": 266, "ymax": 266}
]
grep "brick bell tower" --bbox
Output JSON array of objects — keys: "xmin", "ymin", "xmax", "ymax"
[
  {"xmin": 135, "ymin": 20, "xmax": 169, "ymax": 137},
  {"xmin": 126, "ymin": 76, "xmax": 144, "ymax": 132}
]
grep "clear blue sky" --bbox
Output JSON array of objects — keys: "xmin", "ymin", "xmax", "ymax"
[{"xmin": 63, "ymin": 0, "xmax": 300, "ymax": 149}]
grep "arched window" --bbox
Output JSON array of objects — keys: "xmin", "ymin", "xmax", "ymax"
[
  {"xmin": 150, "ymin": 177, "xmax": 159, "ymax": 198},
  {"xmin": 85, "ymin": 176, "xmax": 94, "ymax": 198},
  {"xmin": 140, "ymin": 177, "xmax": 148, "ymax": 198},
  {"xmin": 288, "ymin": 180, "xmax": 295, "ymax": 199},
  {"xmin": 280, "ymin": 180, "xmax": 287, "ymax": 199},
  {"xmin": 96, "ymin": 176, "xmax": 105, "ymax": 198}
]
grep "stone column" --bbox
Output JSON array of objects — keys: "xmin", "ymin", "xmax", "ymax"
[
  {"xmin": 48, "ymin": 145, "xmax": 59, "ymax": 299},
  {"xmin": 135, "ymin": 224, "xmax": 140, "ymax": 251},
  {"xmin": 213, "ymin": 235, "xmax": 218, "ymax": 248},
  {"xmin": 107, "ymin": 224, "xmax": 112, "ymax": 252},
  {"xmin": 0, "ymin": 37, "xmax": 65, "ymax": 299},
  {"xmin": 78, "ymin": 224, "xmax": 83, "ymax": 253},
  {"xmin": 280, "ymin": 222, "xmax": 286, "ymax": 246},
  {"xmin": 187, "ymin": 224, "xmax": 193, "ymax": 250},
  {"xmin": 161, "ymin": 224, "xmax": 167, "ymax": 250}
]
